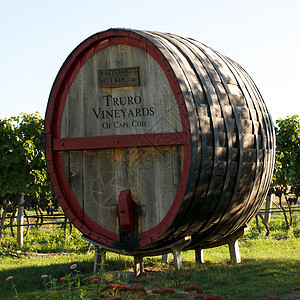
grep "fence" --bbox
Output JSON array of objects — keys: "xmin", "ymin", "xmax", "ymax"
[
  {"xmin": 3, "ymin": 194, "xmax": 71, "ymax": 246},
  {"xmin": 2, "ymin": 194, "xmax": 299, "ymax": 247}
]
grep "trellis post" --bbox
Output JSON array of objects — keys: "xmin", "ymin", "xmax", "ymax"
[{"xmin": 17, "ymin": 193, "xmax": 24, "ymax": 246}]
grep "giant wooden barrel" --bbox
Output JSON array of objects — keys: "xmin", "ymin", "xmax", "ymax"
[{"xmin": 45, "ymin": 29, "xmax": 275, "ymax": 253}]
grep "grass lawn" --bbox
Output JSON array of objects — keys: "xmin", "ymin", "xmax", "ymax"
[{"xmin": 0, "ymin": 215, "xmax": 299, "ymax": 299}]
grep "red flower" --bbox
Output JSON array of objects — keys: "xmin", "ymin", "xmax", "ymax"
[
  {"xmin": 130, "ymin": 286, "xmax": 148, "ymax": 295},
  {"xmin": 60, "ymin": 277, "xmax": 65, "ymax": 281},
  {"xmin": 163, "ymin": 288, "xmax": 176, "ymax": 294},
  {"xmin": 119, "ymin": 286, "xmax": 131, "ymax": 292},
  {"xmin": 294, "ymin": 287, "xmax": 300, "ymax": 294},
  {"xmin": 91, "ymin": 278, "xmax": 101, "ymax": 284},
  {"xmin": 202, "ymin": 295, "xmax": 222, "ymax": 300},
  {"xmin": 152, "ymin": 289, "xmax": 167, "ymax": 296},
  {"xmin": 101, "ymin": 283, "xmax": 120, "ymax": 292},
  {"xmin": 184, "ymin": 285, "xmax": 204, "ymax": 294},
  {"xmin": 261, "ymin": 297, "xmax": 279, "ymax": 300}
]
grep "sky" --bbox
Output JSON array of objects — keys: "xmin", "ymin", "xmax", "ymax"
[{"xmin": 1, "ymin": 0, "xmax": 299, "ymax": 122}]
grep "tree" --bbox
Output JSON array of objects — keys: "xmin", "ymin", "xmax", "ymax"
[
  {"xmin": 0, "ymin": 113, "xmax": 55, "ymax": 244},
  {"xmin": 273, "ymin": 114, "xmax": 300, "ymax": 189},
  {"xmin": 272, "ymin": 114, "xmax": 300, "ymax": 227},
  {"xmin": 0, "ymin": 113, "xmax": 48, "ymax": 196}
]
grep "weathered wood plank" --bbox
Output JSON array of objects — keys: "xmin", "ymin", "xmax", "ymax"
[{"xmin": 61, "ymin": 45, "xmax": 182, "ymax": 139}]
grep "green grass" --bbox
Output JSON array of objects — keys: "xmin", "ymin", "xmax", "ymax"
[
  {"xmin": 0, "ymin": 214, "xmax": 300, "ymax": 299},
  {"xmin": 0, "ymin": 253, "xmax": 94, "ymax": 298}
]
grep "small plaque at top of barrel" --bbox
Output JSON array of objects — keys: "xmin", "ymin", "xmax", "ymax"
[
  {"xmin": 45, "ymin": 29, "xmax": 275, "ymax": 255},
  {"xmin": 98, "ymin": 67, "xmax": 140, "ymax": 88}
]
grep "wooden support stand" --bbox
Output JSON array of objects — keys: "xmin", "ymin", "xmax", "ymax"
[
  {"xmin": 170, "ymin": 236, "xmax": 191, "ymax": 270},
  {"xmin": 160, "ymin": 236, "xmax": 192, "ymax": 269},
  {"xmin": 161, "ymin": 254, "xmax": 169, "ymax": 264},
  {"xmin": 132, "ymin": 236, "xmax": 192, "ymax": 274},
  {"xmin": 228, "ymin": 238, "xmax": 241, "ymax": 264},
  {"xmin": 134, "ymin": 255, "xmax": 144, "ymax": 277},
  {"xmin": 93, "ymin": 246, "xmax": 106, "ymax": 273},
  {"xmin": 84, "ymin": 228, "xmax": 246, "ymax": 276},
  {"xmin": 194, "ymin": 227, "xmax": 247, "ymax": 264},
  {"xmin": 195, "ymin": 248, "xmax": 204, "ymax": 264},
  {"xmin": 171, "ymin": 245, "xmax": 183, "ymax": 269}
]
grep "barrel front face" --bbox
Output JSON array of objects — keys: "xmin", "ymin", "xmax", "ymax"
[{"xmin": 45, "ymin": 30, "xmax": 192, "ymax": 249}]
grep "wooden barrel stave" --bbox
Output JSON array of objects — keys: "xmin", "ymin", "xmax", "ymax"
[
  {"xmin": 182, "ymin": 39, "xmax": 243, "ymax": 233},
  {"xmin": 196, "ymin": 59, "xmax": 273, "ymax": 245},
  {"xmin": 149, "ymin": 32, "xmax": 230, "ymax": 243},
  {"xmin": 235, "ymin": 90, "xmax": 275, "ymax": 225},
  {"xmin": 198, "ymin": 57, "xmax": 255, "ymax": 239},
  {"xmin": 134, "ymin": 31, "xmax": 205, "ymax": 242},
  {"xmin": 162, "ymin": 33, "xmax": 271, "ymax": 247},
  {"xmin": 152, "ymin": 34, "xmax": 241, "ymax": 244},
  {"xmin": 137, "ymin": 30, "xmax": 270, "ymax": 247},
  {"xmin": 223, "ymin": 57, "xmax": 273, "ymax": 235},
  {"xmin": 169, "ymin": 31, "xmax": 262, "ymax": 246}
]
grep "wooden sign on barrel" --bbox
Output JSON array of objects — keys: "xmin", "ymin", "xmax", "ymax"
[{"xmin": 45, "ymin": 28, "xmax": 275, "ymax": 272}]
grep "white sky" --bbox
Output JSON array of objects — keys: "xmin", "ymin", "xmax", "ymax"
[{"xmin": 1, "ymin": 0, "xmax": 299, "ymax": 122}]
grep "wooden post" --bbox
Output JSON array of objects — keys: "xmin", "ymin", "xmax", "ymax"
[
  {"xmin": 170, "ymin": 236, "xmax": 191, "ymax": 270},
  {"xmin": 228, "ymin": 239, "xmax": 241, "ymax": 264},
  {"xmin": 264, "ymin": 194, "xmax": 273, "ymax": 223},
  {"xmin": 162, "ymin": 254, "xmax": 169, "ymax": 264},
  {"xmin": 93, "ymin": 246, "xmax": 106, "ymax": 273},
  {"xmin": 17, "ymin": 193, "xmax": 24, "ymax": 246},
  {"xmin": 172, "ymin": 245, "xmax": 183, "ymax": 269},
  {"xmin": 195, "ymin": 248, "xmax": 204, "ymax": 264},
  {"xmin": 134, "ymin": 255, "xmax": 144, "ymax": 277}
]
